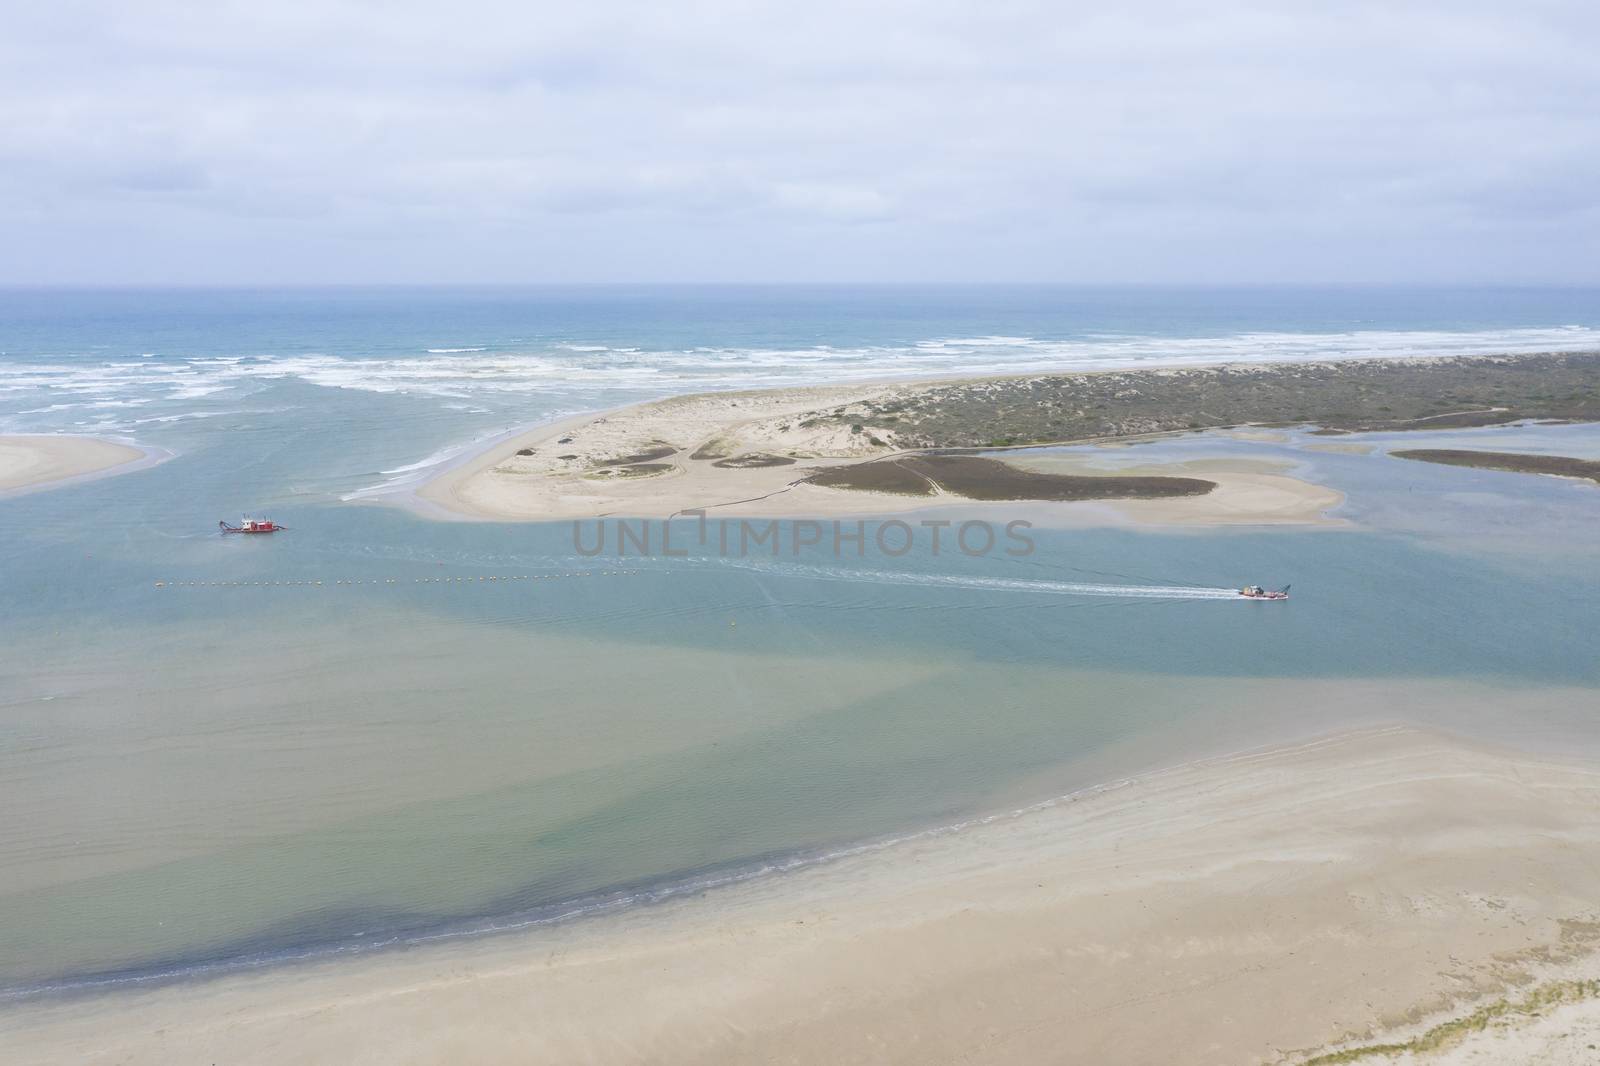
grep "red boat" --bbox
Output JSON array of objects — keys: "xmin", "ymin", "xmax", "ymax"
[
  {"xmin": 219, "ymin": 516, "xmax": 285, "ymax": 534},
  {"xmin": 1239, "ymin": 584, "xmax": 1289, "ymax": 600}
]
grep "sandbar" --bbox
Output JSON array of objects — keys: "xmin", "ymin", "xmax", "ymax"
[{"xmin": 0, "ymin": 435, "xmax": 147, "ymax": 495}]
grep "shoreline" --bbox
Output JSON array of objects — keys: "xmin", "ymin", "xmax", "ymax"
[
  {"xmin": 0, "ymin": 434, "xmax": 163, "ymax": 497},
  {"xmin": 410, "ymin": 350, "xmax": 1596, "ymax": 525},
  {"xmin": 8, "ymin": 722, "xmax": 1600, "ymax": 1064},
  {"xmin": 411, "ymin": 408, "xmax": 630, "ymax": 520},
  {"xmin": 13, "ymin": 672, "xmax": 1599, "ymax": 1006}
]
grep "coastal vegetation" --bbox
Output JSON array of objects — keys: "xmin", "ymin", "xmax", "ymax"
[
  {"xmin": 1299, "ymin": 977, "xmax": 1600, "ymax": 1064},
  {"xmin": 808, "ymin": 352, "xmax": 1600, "ymax": 450}
]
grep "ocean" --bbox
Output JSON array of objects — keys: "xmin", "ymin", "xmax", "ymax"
[{"xmin": 2, "ymin": 285, "xmax": 1597, "ymax": 995}]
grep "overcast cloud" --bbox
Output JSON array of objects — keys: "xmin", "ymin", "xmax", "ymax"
[{"xmin": 2, "ymin": 1, "xmax": 1596, "ymax": 284}]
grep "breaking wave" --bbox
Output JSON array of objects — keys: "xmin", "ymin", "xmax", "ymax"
[{"xmin": 4, "ymin": 325, "xmax": 1597, "ymax": 433}]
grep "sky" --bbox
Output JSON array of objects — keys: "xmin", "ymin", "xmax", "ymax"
[{"xmin": 2, "ymin": 1, "xmax": 1597, "ymax": 285}]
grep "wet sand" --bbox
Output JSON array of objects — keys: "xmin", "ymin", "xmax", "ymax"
[
  {"xmin": 1303, "ymin": 441, "xmax": 1378, "ymax": 456},
  {"xmin": 0, "ymin": 435, "xmax": 146, "ymax": 495},
  {"xmin": 9, "ymin": 724, "xmax": 1600, "ymax": 1066}
]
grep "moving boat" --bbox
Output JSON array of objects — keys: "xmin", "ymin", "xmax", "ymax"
[
  {"xmin": 219, "ymin": 516, "xmax": 284, "ymax": 534},
  {"xmin": 1239, "ymin": 584, "xmax": 1289, "ymax": 600}
]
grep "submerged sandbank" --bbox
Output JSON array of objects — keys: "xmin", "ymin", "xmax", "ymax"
[
  {"xmin": 9, "ymin": 724, "xmax": 1600, "ymax": 1065},
  {"xmin": 0, "ymin": 435, "xmax": 150, "ymax": 496}
]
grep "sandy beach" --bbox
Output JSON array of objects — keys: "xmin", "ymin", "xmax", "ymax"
[
  {"xmin": 0, "ymin": 435, "xmax": 147, "ymax": 495},
  {"xmin": 9, "ymin": 723, "xmax": 1600, "ymax": 1066}
]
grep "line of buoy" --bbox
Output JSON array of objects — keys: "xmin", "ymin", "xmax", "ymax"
[{"xmin": 154, "ymin": 570, "xmax": 645, "ymax": 589}]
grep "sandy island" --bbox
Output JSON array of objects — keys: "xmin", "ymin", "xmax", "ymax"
[
  {"xmin": 0, "ymin": 435, "xmax": 148, "ymax": 496},
  {"xmin": 9, "ymin": 722, "xmax": 1600, "ymax": 1065},
  {"xmin": 416, "ymin": 381, "xmax": 1344, "ymax": 527},
  {"xmin": 416, "ymin": 352, "xmax": 1600, "ymax": 526}
]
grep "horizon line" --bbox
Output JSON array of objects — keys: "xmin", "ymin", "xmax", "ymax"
[{"xmin": 4, "ymin": 280, "xmax": 1599, "ymax": 291}]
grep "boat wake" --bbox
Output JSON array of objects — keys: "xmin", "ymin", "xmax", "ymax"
[{"xmin": 711, "ymin": 561, "xmax": 1239, "ymax": 600}]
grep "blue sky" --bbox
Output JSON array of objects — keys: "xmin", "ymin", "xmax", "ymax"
[{"xmin": 2, "ymin": 1, "xmax": 1596, "ymax": 284}]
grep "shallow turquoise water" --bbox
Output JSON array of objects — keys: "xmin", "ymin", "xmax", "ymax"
[{"xmin": 1, "ymin": 286, "xmax": 1597, "ymax": 994}]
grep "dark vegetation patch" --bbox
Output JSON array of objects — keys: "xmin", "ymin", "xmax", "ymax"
[
  {"xmin": 590, "ymin": 462, "xmax": 675, "ymax": 479},
  {"xmin": 690, "ymin": 441, "xmax": 730, "ymax": 461},
  {"xmin": 594, "ymin": 444, "xmax": 677, "ymax": 466},
  {"xmin": 1390, "ymin": 449, "xmax": 1600, "ymax": 484},
  {"xmin": 805, "ymin": 460, "xmax": 935, "ymax": 496},
  {"xmin": 902, "ymin": 456, "xmax": 1213, "ymax": 501},
  {"xmin": 807, "ymin": 455, "xmax": 1214, "ymax": 501},
  {"xmin": 711, "ymin": 452, "xmax": 797, "ymax": 469}
]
